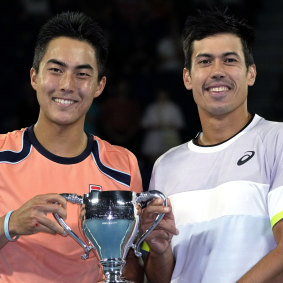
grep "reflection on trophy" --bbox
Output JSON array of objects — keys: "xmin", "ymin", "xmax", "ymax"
[{"xmin": 54, "ymin": 190, "xmax": 167, "ymax": 283}]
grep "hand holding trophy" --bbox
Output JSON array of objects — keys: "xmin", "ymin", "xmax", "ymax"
[{"xmin": 54, "ymin": 190, "xmax": 167, "ymax": 283}]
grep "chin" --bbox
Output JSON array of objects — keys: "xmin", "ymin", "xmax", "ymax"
[
  {"xmin": 208, "ymin": 106, "xmax": 232, "ymax": 116},
  {"xmin": 50, "ymin": 117, "xmax": 78, "ymax": 126}
]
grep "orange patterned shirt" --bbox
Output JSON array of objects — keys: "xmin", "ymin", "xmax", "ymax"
[{"xmin": 0, "ymin": 126, "xmax": 142, "ymax": 283}]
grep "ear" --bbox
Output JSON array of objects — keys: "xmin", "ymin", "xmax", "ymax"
[
  {"xmin": 30, "ymin": 68, "xmax": 38, "ymax": 91},
  {"xmin": 183, "ymin": 68, "xmax": 192, "ymax": 90},
  {"xmin": 247, "ymin": 64, "xmax": 257, "ymax": 86},
  {"xmin": 93, "ymin": 76, "xmax": 106, "ymax": 98}
]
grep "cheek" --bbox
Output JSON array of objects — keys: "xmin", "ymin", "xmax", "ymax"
[
  {"xmin": 79, "ymin": 81, "xmax": 96, "ymax": 97},
  {"xmin": 234, "ymin": 74, "xmax": 249, "ymax": 90},
  {"xmin": 80, "ymin": 80, "xmax": 91, "ymax": 90},
  {"xmin": 39, "ymin": 76, "xmax": 58, "ymax": 93},
  {"xmin": 191, "ymin": 78, "xmax": 204, "ymax": 94},
  {"xmin": 191, "ymin": 72, "xmax": 206, "ymax": 86}
]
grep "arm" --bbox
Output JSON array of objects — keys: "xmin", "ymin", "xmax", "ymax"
[
  {"xmin": 237, "ymin": 220, "xmax": 283, "ymax": 282},
  {"xmin": 123, "ymin": 249, "xmax": 144, "ymax": 283},
  {"xmin": 0, "ymin": 193, "xmax": 67, "ymax": 249},
  {"xmin": 141, "ymin": 198, "xmax": 178, "ymax": 283},
  {"xmin": 144, "ymin": 241, "xmax": 175, "ymax": 283}
]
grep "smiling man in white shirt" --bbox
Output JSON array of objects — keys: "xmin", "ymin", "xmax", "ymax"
[{"xmin": 141, "ymin": 9, "xmax": 283, "ymax": 283}]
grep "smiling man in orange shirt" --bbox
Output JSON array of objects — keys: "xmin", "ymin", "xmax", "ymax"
[{"xmin": 0, "ymin": 12, "xmax": 143, "ymax": 283}]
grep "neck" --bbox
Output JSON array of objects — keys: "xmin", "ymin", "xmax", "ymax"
[
  {"xmin": 33, "ymin": 119, "xmax": 88, "ymax": 157},
  {"xmin": 198, "ymin": 111, "xmax": 252, "ymax": 146}
]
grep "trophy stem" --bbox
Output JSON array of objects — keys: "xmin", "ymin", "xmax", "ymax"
[{"xmin": 101, "ymin": 259, "xmax": 133, "ymax": 283}]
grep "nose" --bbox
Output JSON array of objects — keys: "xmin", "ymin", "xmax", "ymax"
[
  {"xmin": 60, "ymin": 72, "xmax": 75, "ymax": 92},
  {"xmin": 210, "ymin": 60, "xmax": 225, "ymax": 79}
]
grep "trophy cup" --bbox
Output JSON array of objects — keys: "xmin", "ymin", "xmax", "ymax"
[{"xmin": 54, "ymin": 190, "xmax": 167, "ymax": 283}]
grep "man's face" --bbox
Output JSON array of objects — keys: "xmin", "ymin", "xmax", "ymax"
[
  {"xmin": 183, "ymin": 33, "xmax": 256, "ymax": 118},
  {"xmin": 30, "ymin": 36, "xmax": 106, "ymax": 127}
]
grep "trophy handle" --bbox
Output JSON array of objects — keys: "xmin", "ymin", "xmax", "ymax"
[
  {"xmin": 133, "ymin": 190, "xmax": 167, "ymax": 257},
  {"xmin": 53, "ymin": 193, "xmax": 94, "ymax": 260}
]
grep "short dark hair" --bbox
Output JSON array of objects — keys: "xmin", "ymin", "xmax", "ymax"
[
  {"xmin": 182, "ymin": 9, "xmax": 255, "ymax": 70},
  {"xmin": 32, "ymin": 11, "xmax": 108, "ymax": 80}
]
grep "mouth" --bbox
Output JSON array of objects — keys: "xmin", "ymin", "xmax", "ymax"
[
  {"xmin": 207, "ymin": 86, "xmax": 229, "ymax": 92},
  {"xmin": 205, "ymin": 83, "xmax": 232, "ymax": 96},
  {"xmin": 52, "ymin": 98, "xmax": 77, "ymax": 105},
  {"xmin": 206, "ymin": 86, "xmax": 231, "ymax": 94}
]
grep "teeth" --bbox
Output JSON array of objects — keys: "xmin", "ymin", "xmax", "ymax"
[
  {"xmin": 54, "ymin": 98, "xmax": 74, "ymax": 105},
  {"xmin": 209, "ymin": 86, "xmax": 228, "ymax": 92}
]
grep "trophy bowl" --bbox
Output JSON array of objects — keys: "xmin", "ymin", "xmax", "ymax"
[{"xmin": 54, "ymin": 190, "xmax": 167, "ymax": 283}]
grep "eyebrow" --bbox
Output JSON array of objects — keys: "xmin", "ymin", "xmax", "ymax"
[
  {"xmin": 46, "ymin": 59, "xmax": 94, "ymax": 71},
  {"xmin": 195, "ymin": 52, "xmax": 240, "ymax": 59}
]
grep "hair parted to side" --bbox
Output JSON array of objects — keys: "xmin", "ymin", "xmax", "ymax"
[
  {"xmin": 182, "ymin": 9, "xmax": 255, "ymax": 71},
  {"xmin": 32, "ymin": 11, "xmax": 108, "ymax": 80}
]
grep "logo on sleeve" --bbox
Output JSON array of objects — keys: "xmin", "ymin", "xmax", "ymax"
[{"xmin": 237, "ymin": 151, "xmax": 255, "ymax": 166}]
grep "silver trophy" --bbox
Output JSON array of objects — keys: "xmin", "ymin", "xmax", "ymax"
[{"xmin": 54, "ymin": 190, "xmax": 166, "ymax": 283}]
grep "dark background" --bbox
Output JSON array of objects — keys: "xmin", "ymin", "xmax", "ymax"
[{"xmin": 1, "ymin": 0, "xmax": 283, "ymax": 188}]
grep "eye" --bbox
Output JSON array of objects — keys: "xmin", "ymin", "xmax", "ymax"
[
  {"xmin": 77, "ymin": 72, "xmax": 90, "ymax": 77},
  {"xmin": 199, "ymin": 59, "xmax": 211, "ymax": 65},
  {"xmin": 224, "ymin": 57, "xmax": 238, "ymax": 63},
  {"xmin": 48, "ymin": 67, "xmax": 62, "ymax": 73}
]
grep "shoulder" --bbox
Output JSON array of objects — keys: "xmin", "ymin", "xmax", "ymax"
[
  {"xmin": 92, "ymin": 136, "xmax": 141, "ymax": 189},
  {"xmin": 0, "ymin": 128, "xmax": 27, "ymax": 151},
  {"xmin": 251, "ymin": 115, "xmax": 283, "ymax": 143},
  {"xmin": 154, "ymin": 142, "xmax": 189, "ymax": 167},
  {"xmin": 93, "ymin": 136, "xmax": 138, "ymax": 161}
]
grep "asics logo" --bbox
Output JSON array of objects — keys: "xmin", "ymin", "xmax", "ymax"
[{"xmin": 237, "ymin": 151, "xmax": 255, "ymax": 166}]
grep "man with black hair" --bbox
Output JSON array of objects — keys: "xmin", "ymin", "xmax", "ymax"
[
  {"xmin": 0, "ymin": 12, "xmax": 143, "ymax": 282},
  {"xmin": 141, "ymin": 9, "xmax": 283, "ymax": 283}
]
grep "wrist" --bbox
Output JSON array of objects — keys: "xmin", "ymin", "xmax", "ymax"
[
  {"xmin": 4, "ymin": 211, "xmax": 20, "ymax": 241},
  {"xmin": 149, "ymin": 243, "xmax": 172, "ymax": 258}
]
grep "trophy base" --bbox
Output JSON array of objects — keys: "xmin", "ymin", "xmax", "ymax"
[
  {"xmin": 104, "ymin": 270, "xmax": 134, "ymax": 283},
  {"xmin": 102, "ymin": 259, "xmax": 134, "ymax": 283},
  {"xmin": 104, "ymin": 279, "xmax": 133, "ymax": 283},
  {"xmin": 104, "ymin": 275, "xmax": 133, "ymax": 283}
]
